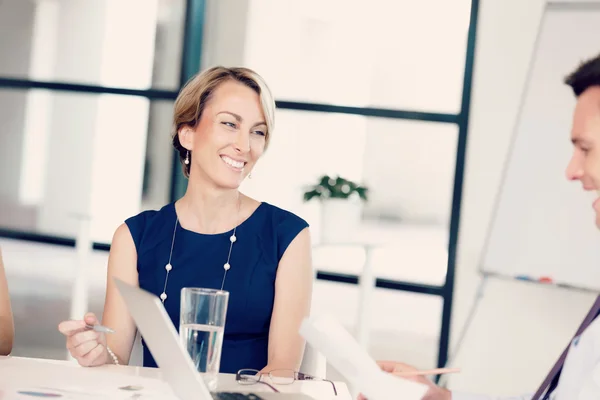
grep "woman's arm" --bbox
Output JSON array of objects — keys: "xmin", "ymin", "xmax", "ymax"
[
  {"xmin": 262, "ymin": 227, "xmax": 313, "ymax": 372},
  {"xmin": 58, "ymin": 223, "xmax": 140, "ymax": 366},
  {"xmin": 100, "ymin": 223, "xmax": 140, "ymax": 364},
  {"xmin": 0, "ymin": 247, "xmax": 14, "ymax": 355}
]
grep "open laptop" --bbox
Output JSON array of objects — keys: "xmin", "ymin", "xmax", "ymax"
[{"xmin": 114, "ymin": 278, "xmax": 316, "ymax": 400}]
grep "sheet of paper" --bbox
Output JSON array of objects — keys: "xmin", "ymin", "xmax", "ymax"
[
  {"xmin": 2, "ymin": 385, "xmax": 171, "ymax": 399},
  {"xmin": 0, "ymin": 358, "xmax": 178, "ymax": 399},
  {"xmin": 300, "ymin": 315, "xmax": 428, "ymax": 400}
]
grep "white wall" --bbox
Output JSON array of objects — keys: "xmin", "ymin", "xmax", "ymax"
[
  {"xmin": 36, "ymin": 0, "xmax": 156, "ymax": 242},
  {"xmin": 450, "ymin": 0, "xmax": 547, "ymax": 359},
  {"xmin": 449, "ymin": 0, "xmax": 548, "ymax": 392},
  {"xmin": 19, "ymin": 1, "xmax": 59, "ymax": 207},
  {"xmin": 0, "ymin": 0, "xmax": 36, "ymax": 79},
  {"xmin": 88, "ymin": 0, "xmax": 157, "ymax": 242},
  {"xmin": 448, "ymin": 0, "xmax": 600, "ymax": 394},
  {"xmin": 0, "ymin": 0, "xmax": 36, "ymax": 205},
  {"xmin": 201, "ymin": 0, "xmax": 249, "ymax": 70}
]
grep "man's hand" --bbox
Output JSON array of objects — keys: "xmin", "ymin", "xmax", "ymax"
[{"xmin": 359, "ymin": 361, "xmax": 452, "ymax": 400}]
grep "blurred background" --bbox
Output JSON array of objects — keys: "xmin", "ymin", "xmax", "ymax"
[{"xmin": 1, "ymin": 0, "xmax": 599, "ymax": 396}]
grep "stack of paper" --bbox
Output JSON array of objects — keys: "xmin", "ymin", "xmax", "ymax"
[{"xmin": 300, "ymin": 315, "xmax": 428, "ymax": 400}]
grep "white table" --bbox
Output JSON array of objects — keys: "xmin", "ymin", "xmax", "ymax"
[
  {"xmin": 312, "ymin": 241, "xmax": 379, "ymax": 349},
  {"xmin": 312, "ymin": 221, "xmax": 449, "ymax": 351},
  {"xmin": 0, "ymin": 356, "xmax": 349, "ymax": 399}
]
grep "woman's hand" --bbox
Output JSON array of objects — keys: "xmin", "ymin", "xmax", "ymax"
[{"xmin": 58, "ymin": 312, "xmax": 108, "ymax": 367}]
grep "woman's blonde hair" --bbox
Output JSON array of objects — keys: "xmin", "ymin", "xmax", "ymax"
[{"xmin": 171, "ymin": 66, "xmax": 276, "ymax": 177}]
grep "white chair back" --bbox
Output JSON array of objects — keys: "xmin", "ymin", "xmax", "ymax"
[{"xmin": 300, "ymin": 342, "xmax": 327, "ymax": 378}]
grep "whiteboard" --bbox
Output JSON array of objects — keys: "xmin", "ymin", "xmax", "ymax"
[{"xmin": 480, "ymin": 4, "xmax": 600, "ymax": 291}]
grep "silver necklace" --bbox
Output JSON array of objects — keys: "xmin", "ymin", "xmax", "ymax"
[{"xmin": 160, "ymin": 199, "xmax": 241, "ymax": 303}]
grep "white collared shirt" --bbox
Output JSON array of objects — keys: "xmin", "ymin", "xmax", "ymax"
[{"xmin": 552, "ymin": 315, "xmax": 600, "ymax": 399}]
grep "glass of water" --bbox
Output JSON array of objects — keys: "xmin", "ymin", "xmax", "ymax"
[{"xmin": 179, "ymin": 287, "xmax": 229, "ymax": 391}]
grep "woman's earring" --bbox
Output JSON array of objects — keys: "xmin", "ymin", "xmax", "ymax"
[
  {"xmin": 184, "ymin": 151, "xmax": 190, "ymax": 165},
  {"xmin": 248, "ymin": 172, "xmax": 252, "ymax": 179}
]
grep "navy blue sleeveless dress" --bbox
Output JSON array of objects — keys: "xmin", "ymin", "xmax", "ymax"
[{"xmin": 124, "ymin": 201, "xmax": 309, "ymax": 373}]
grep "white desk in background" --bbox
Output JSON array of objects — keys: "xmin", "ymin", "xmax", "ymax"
[
  {"xmin": 0, "ymin": 356, "xmax": 349, "ymax": 399},
  {"xmin": 312, "ymin": 241, "xmax": 378, "ymax": 350},
  {"xmin": 312, "ymin": 221, "xmax": 449, "ymax": 350}
]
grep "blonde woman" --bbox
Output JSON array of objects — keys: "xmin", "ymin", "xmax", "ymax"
[
  {"xmin": 0, "ymin": 247, "xmax": 14, "ymax": 355},
  {"xmin": 59, "ymin": 67, "xmax": 313, "ymax": 374}
]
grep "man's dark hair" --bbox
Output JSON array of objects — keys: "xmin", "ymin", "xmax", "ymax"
[{"xmin": 565, "ymin": 53, "xmax": 600, "ymax": 96}]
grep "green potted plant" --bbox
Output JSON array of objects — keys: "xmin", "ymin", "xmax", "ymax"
[{"xmin": 303, "ymin": 175, "xmax": 368, "ymax": 243}]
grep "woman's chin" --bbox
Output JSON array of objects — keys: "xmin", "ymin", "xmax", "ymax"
[{"xmin": 213, "ymin": 176, "xmax": 244, "ymax": 190}]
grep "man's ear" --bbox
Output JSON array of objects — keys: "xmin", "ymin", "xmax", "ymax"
[{"xmin": 178, "ymin": 126, "xmax": 194, "ymax": 150}]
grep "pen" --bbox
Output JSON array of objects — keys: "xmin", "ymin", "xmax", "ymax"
[{"xmin": 85, "ymin": 324, "xmax": 115, "ymax": 334}]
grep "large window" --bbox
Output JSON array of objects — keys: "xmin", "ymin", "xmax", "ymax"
[
  {"xmin": 218, "ymin": 0, "xmax": 471, "ymax": 231},
  {"xmin": 223, "ymin": 0, "xmax": 475, "ymax": 371},
  {"xmin": 243, "ymin": 0, "xmax": 470, "ymax": 113},
  {"xmin": 0, "ymin": 0, "xmax": 185, "ymax": 90},
  {"xmin": 240, "ymin": 110, "xmax": 458, "ymax": 237},
  {"xmin": 0, "ymin": 0, "xmax": 185, "ymax": 243},
  {"xmin": 0, "ymin": 0, "xmax": 478, "ymax": 370},
  {"xmin": 0, "ymin": 87, "xmax": 175, "ymax": 242}
]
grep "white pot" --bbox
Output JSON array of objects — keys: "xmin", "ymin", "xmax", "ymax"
[{"xmin": 320, "ymin": 198, "xmax": 363, "ymax": 244}]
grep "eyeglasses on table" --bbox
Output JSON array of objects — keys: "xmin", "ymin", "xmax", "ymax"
[{"xmin": 236, "ymin": 369, "xmax": 338, "ymax": 396}]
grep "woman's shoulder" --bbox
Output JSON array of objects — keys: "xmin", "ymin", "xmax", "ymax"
[
  {"xmin": 125, "ymin": 203, "xmax": 173, "ymax": 228},
  {"xmin": 252, "ymin": 202, "xmax": 310, "ymax": 262},
  {"xmin": 123, "ymin": 203, "xmax": 175, "ymax": 251},
  {"xmin": 259, "ymin": 202, "xmax": 309, "ymax": 230}
]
